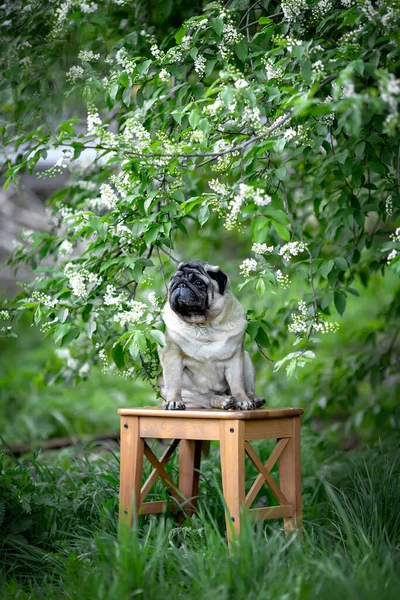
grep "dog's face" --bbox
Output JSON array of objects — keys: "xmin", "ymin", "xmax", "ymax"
[{"xmin": 168, "ymin": 261, "xmax": 229, "ymax": 324}]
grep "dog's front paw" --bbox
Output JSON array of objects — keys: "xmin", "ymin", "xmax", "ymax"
[
  {"xmin": 220, "ymin": 396, "xmax": 236, "ymax": 410},
  {"xmin": 164, "ymin": 400, "xmax": 186, "ymax": 410},
  {"xmin": 248, "ymin": 395, "xmax": 266, "ymax": 408},
  {"xmin": 236, "ymin": 398, "xmax": 257, "ymax": 410}
]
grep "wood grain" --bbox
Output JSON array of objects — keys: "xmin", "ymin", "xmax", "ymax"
[
  {"xmin": 219, "ymin": 420, "xmax": 245, "ymax": 544},
  {"xmin": 118, "ymin": 407, "xmax": 304, "ymax": 420},
  {"xmin": 119, "ymin": 416, "xmax": 144, "ymax": 526}
]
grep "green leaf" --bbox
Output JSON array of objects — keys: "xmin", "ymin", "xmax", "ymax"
[
  {"xmin": 198, "ymin": 204, "xmax": 210, "ymax": 227},
  {"xmin": 255, "ymin": 327, "xmax": 270, "ymax": 348},
  {"xmin": 258, "ymin": 17, "xmax": 272, "ymax": 24},
  {"xmin": 255, "ymin": 278, "xmax": 266, "ymax": 297},
  {"xmin": 149, "ymin": 330, "xmax": 166, "ymax": 347},
  {"xmin": 272, "ymin": 221, "xmax": 291, "ymax": 241},
  {"xmin": 320, "ymin": 260, "xmax": 334, "ymax": 279},
  {"xmin": 60, "ymin": 327, "xmax": 81, "ymax": 346},
  {"xmin": 210, "ymin": 17, "xmax": 224, "ymax": 37},
  {"xmin": 334, "ymin": 257, "xmax": 348, "ymax": 271},
  {"xmin": 334, "ymin": 291, "xmax": 346, "ymax": 316},
  {"xmin": 112, "ymin": 344, "xmax": 126, "ymax": 370},
  {"xmin": 235, "ymin": 42, "xmax": 248, "ymax": 62}
]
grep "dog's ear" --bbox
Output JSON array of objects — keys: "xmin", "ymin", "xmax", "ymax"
[{"xmin": 207, "ymin": 267, "xmax": 228, "ymax": 295}]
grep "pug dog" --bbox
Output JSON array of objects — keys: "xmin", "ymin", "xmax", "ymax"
[{"xmin": 158, "ymin": 261, "xmax": 266, "ymax": 411}]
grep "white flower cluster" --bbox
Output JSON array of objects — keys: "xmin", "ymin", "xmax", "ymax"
[
  {"xmin": 204, "ymin": 96, "xmax": 224, "ymax": 116},
  {"xmin": 288, "ymin": 300, "xmax": 308, "ymax": 334},
  {"xmin": 150, "ymin": 44, "xmax": 164, "ymax": 61},
  {"xmin": 209, "ymin": 178, "xmax": 229, "ymax": 196},
  {"xmin": 123, "ymin": 118, "xmax": 151, "ymax": 149},
  {"xmin": 56, "ymin": 348, "xmax": 78, "ymax": 370},
  {"xmin": 109, "ymin": 223, "xmax": 135, "ymax": 253},
  {"xmin": 312, "ymin": 60, "xmax": 325, "ymax": 80},
  {"xmin": 387, "ymin": 249, "xmax": 397, "ymax": 264},
  {"xmin": 239, "ymin": 258, "xmax": 258, "ymax": 278},
  {"xmin": 159, "ymin": 68, "xmax": 170, "ymax": 83},
  {"xmin": 115, "ymin": 48, "xmax": 136, "ymax": 75},
  {"xmin": 194, "ymin": 55, "xmax": 207, "ymax": 78},
  {"xmin": 80, "ymin": 2, "xmax": 98, "ymax": 13},
  {"xmin": 386, "ymin": 195, "xmax": 393, "ymax": 216},
  {"xmin": 263, "ymin": 57, "xmax": 284, "ymax": 81},
  {"xmin": 312, "ymin": 0, "xmax": 333, "ymax": 20},
  {"xmin": 242, "ymin": 106, "xmax": 262, "ymax": 130},
  {"xmin": 314, "ymin": 320, "xmax": 339, "ymax": 334},
  {"xmin": 99, "ymin": 184, "xmax": 118, "ymax": 210},
  {"xmin": 32, "ymin": 291, "xmax": 59, "ymax": 308},
  {"xmin": 0, "ymin": 311, "xmax": 10, "ymax": 321},
  {"xmin": 390, "ymin": 227, "xmax": 400, "ymax": 243},
  {"xmin": 279, "ymin": 241, "xmax": 308, "ymax": 262},
  {"xmin": 225, "ymin": 183, "xmax": 271, "ymax": 229},
  {"xmin": 276, "ymin": 270, "xmax": 290, "ymax": 289},
  {"xmin": 379, "ymin": 73, "xmax": 400, "ymax": 115},
  {"xmin": 338, "ymin": 25, "xmax": 363, "ymax": 49},
  {"xmin": 51, "ymin": 0, "xmax": 72, "ymax": 38},
  {"xmin": 109, "ymin": 170, "xmax": 132, "ymax": 199},
  {"xmin": 252, "ymin": 243, "xmax": 274, "ymax": 254},
  {"xmin": 147, "ymin": 291, "xmax": 158, "ymax": 307},
  {"xmin": 104, "ymin": 285, "xmax": 125, "ymax": 307},
  {"xmin": 281, "ymin": 0, "xmax": 307, "ymax": 21},
  {"xmin": 78, "ymin": 50, "xmax": 100, "ymax": 61},
  {"xmin": 114, "ymin": 301, "xmax": 148, "ymax": 327},
  {"xmin": 87, "ymin": 105, "xmax": 101, "ymax": 133},
  {"xmin": 361, "ymin": 0, "xmax": 378, "ymax": 21},
  {"xmin": 20, "ymin": 57, "xmax": 32, "ymax": 69},
  {"xmin": 55, "ymin": 147, "xmax": 73, "ymax": 169},
  {"xmin": 66, "ymin": 65, "xmax": 84, "ymax": 83},
  {"xmin": 64, "ymin": 263, "xmax": 102, "ymax": 298},
  {"xmin": 59, "ymin": 240, "xmax": 73, "ymax": 256},
  {"xmin": 222, "ymin": 23, "xmax": 243, "ymax": 45},
  {"xmin": 234, "ymin": 79, "xmax": 249, "ymax": 89},
  {"xmin": 283, "ymin": 127, "xmax": 297, "ymax": 142}
]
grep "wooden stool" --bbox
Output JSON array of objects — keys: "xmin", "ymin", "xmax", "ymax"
[{"xmin": 118, "ymin": 407, "xmax": 303, "ymax": 543}]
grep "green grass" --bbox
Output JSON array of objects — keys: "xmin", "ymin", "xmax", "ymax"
[{"xmin": 0, "ymin": 438, "xmax": 399, "ymax": 599}]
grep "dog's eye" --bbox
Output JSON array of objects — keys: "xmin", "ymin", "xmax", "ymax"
[{"xmin": 194, "ymin": 280, "xmax": 204, "ymax": 287}]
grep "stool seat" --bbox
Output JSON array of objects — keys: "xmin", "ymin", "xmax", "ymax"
[
  {"xmin": 118, "ymin": 407, "xmax": 304, "ymax": 419},
  {"xmin": 118, "ymin": 405, "xmax": 303, "ymax": 544}
]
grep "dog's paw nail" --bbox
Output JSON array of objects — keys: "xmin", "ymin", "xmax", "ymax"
[{"xmin": 254, "ymin": 397, "xmax": 266, "ymax": 408}]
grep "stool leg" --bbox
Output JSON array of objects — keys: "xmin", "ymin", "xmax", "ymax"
[
  {"xmin": 119, "ymin": 416, "xmax": 144, "ymax": 527},
  {"xmin": 219, "ymin": 420, "xmax": 245, "ymax": 544},
  {"xmin": 278, "ymin": 416, "xmax": 302, "ymax": 532},
  {"xmin": 179, "ymin": 440, "xmax": 202, "ymax": 516}
]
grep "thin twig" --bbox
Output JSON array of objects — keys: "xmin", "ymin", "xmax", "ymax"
[
  {"xmin": 255, "ymin": 339, "xmax": 273, "ymax": 362},
  {"xmin": 157, "ymin": 246, "xmax": 168, "ymax": 292}
]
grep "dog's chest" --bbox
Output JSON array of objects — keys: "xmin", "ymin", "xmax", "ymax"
[{"xmin": 171, "ymin": 326, "xmax": 242, "ymax": 362}]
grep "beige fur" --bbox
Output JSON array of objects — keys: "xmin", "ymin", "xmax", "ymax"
[{"xmin": 158, "ymin": 264, "xmax": 264, "ymax": 410}]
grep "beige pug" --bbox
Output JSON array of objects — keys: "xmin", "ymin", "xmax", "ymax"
[{"xmin": 158, "ymin": 261, "xmax": 265, "ymax": 411}]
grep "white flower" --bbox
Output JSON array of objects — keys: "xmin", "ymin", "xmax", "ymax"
[
  {"xmin": 87, "ymin": 106, "xmax": 101, "ymax": 133},
  {"xmin": 104, "ymin": 284, "xmax": 125, "ymax": 307},
  {"xmin": 283, "ymin": 127, "xmax": 297, "ymax": 142},
  {"xmin": 147, "ymin": 291, "xmax": 157, "ymax": 306},
  {"xmin": 181, "ymin": 35, "xmax": 191, "ymax": 49},
  {"xmin": 59, "ymin": 240, "xmax": 73, "ymax": 255},
  {"xmin": 159, "ymin": 68, "xmax": 170, "ymax": 83},
  {"xmin": 114, "ymin": 302, "xmax": 147, "ymax": 327},
  {"xmin": 80, "ymin": 1, "xmax": 98, "ymax": 13},
  {"xmin": 99, "ymin": 184, "xmax": 118, "ymax": 210},
  {"xmin": 278, "ymin": 241, "xmax": 307, "ymax": 262},
  {"xmin": 209, "ymin": 178, "xmax": 229, "ymax": 195},
  {"xmin": 387, "ymin": 249, "xmax": 398, "ymax": 264},
  {"xmin": 253, "ymin": 190, "xmax": 272, "ymax": 207},
  {"xmin": 123, "ymin": 118, "xmax": 151, "ymax": 149},
  {"xmin": 390, "ymin": 227, "xmax": 400, "ymax": 243},
  {"xmin": 150, "ymin": 44, "xmax": 164, "ymax": 60},
  {"xmin": 263, "ymin": 58, "xmax": 284, "ymax": 80},
  {"xmin": 239, "ymin": 258, "xmax": 257, "ymax": 278},
  {"xmin": 281, "ymin": 0, "xmax": 307, "ymax": 21},
  {"xmin": 64, "ymin": 264, "xmax": 102, "ymax": 297},
  {"xmin": 194, "ymin": 55, "xmax": 207, "ymax": 78},
  {"xmin": 66, "ymin": 65, "xmax": 84, "ymax": 83},
  {"xmin": 78, "ymin": 50, "xmax": 100, "ymax": 61},
  {"xmin": 314, "ymin": 320, "xmax": 339, "ymax": 333},
  {"xmin": 386, "ymin": 195, "xmax": 393, "ymax": 216},
  {"xmin": 222, "ymin": 23, "xmax": 242, "ymax": 45},
  {"xmin": 276, "ymin": 270, "xmax": 290, "ymax": 289},
  {"xmin": 252, "ymin": 243, "xmax": 274, "ymax": 254},
  {"xmin": 32, "ymin": 291, "xmax": 59, "ymax": 308},
  {"xmin": 242, "ymin": 106, "xmax": 261, "ymax": 129},
  {"xmin": 234, "ymin": 79, "xmax": 249, "ymax": 89}
]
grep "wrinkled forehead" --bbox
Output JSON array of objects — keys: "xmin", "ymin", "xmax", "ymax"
[{"xmin": 170, "ymin": 262, "xmax": 210, "ymax": 286}]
